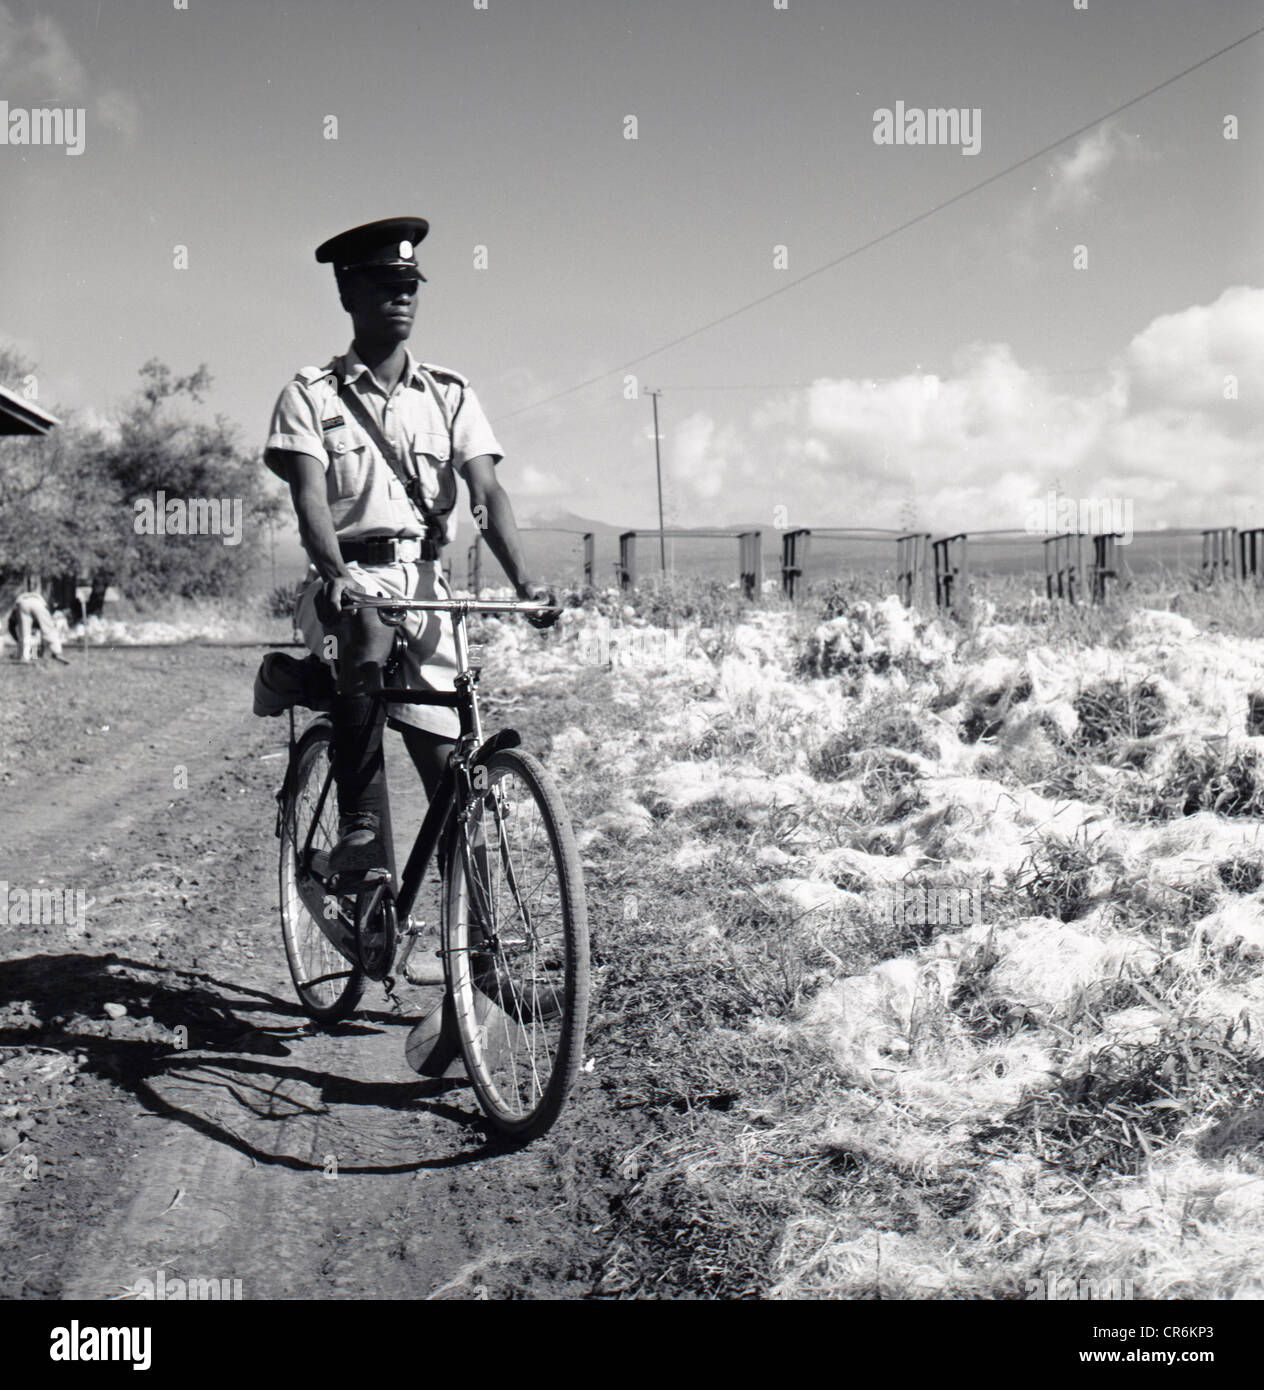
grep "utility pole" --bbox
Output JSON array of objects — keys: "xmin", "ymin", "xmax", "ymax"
[{"xmin": 648, "ymin": 388, "xmax": 667, "ymax": 572}]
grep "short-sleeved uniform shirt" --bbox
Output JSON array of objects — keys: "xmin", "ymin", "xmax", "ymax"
[
  {"xmin": 265, "ymin": 344, "xmax": 503, "ymax": 546},
  {"xmin": 266, "ymin": 345, "xmax": 503, "ymax": 739}
]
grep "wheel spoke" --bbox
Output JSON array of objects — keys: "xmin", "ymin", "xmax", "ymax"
[
  {"xmin": 443, "ymin": 749, "xmax": 588, "ymax": 1138},
  {"xmin": 279, "ymin": 727, "xmax": 363, "ymax": 1021}
]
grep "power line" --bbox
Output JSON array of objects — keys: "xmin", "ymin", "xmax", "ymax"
[
  {"xmin": 497, "ymin": 387, "xmax": 630, "ymax": 429},
  {"xmin": 492, "ymin": 24, "xmax": 1262, "ymax": 426},
  {"xmin": 653, "ymin": 382, "xmax": 815, "ymax": 392}
]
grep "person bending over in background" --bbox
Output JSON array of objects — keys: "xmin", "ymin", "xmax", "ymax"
[{"xmin": 5, "ymin": 588, "xmax": 69, "ymax": 664}]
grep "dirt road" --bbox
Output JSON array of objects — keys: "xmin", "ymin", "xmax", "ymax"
[{"xmin": 0, "ymin": 646, "xmax": 629, "ymax": 1300}]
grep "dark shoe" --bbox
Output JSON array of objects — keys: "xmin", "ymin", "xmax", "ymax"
[{"xmin": 329, "ymin": 811, "xmax": 387, "ymax": 883}]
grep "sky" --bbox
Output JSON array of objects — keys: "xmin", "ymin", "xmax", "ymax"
[{"xmin": 1, "ymin": 0, "xmax": 1261, "ymax": 541}]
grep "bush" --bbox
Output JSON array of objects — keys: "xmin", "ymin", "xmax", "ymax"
[
  {"xmin": 627, "ymin": 572, "xmax": 750, "ymax": 628},
  {"xmin": 268, "ymin": 579, "xmax": 305, "ymax": 619}
]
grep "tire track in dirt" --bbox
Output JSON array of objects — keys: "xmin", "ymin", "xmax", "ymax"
[{"xmin": 1, "ymin": 648, "xmax": 621, "ymax": 1300}]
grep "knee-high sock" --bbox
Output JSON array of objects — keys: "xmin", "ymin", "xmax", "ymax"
[
  {"xmin": 332, "ymin": 694, "xmax": 389, "ymax": 824},
  {"xmin": 400, "ymin": 725, "xmax": 456, "ymax": 803}
]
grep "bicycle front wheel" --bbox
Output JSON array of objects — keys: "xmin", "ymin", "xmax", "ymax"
[
  {"xmin": 442, "ymin": 747, "xmax": 589, "ymax": 1140},
  {"xmin": 279, "ymin": 720, "xmax": 365, "ymax": 1023}
]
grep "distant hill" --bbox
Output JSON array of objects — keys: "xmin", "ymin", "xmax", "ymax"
[{"xmin": 518, "ymin": 507, "xmax": 623, "ymax": 537}]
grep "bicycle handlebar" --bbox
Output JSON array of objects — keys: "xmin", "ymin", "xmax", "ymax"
[{"xmin": 343, "ymin": 594, "xmax": 558, "ymax": 616}]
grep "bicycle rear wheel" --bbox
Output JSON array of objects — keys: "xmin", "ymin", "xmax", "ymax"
[
  {"xmin": 442, "ymin": 747, "xmax": 589, "ymax": 1140},
  {"xmin": 279, "ymin": 721, "xmax": 365, "ymax": 1022}
]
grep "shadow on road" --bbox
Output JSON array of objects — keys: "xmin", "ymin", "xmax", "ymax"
[{"xmin": 0, "ymin": 951, "xmax": 522, "ymax": 1173}]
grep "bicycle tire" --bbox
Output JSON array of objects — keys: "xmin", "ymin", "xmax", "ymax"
[
  {"xmin": 441, "ymin": 747, "xmax": 589, "ymax": 1140},
  {"xmin": 278, "ymin": 720, "xmax": 365, "ymax": 1023}
]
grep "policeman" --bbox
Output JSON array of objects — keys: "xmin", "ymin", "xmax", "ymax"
[{"xmin": 264, "ymin": 216, "xmax": 556, "ymax": 880}]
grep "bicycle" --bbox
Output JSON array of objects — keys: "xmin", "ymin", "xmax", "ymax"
[{"xmin": 272, "ymin": 594, "xmax": 590, "ymax": 1141}]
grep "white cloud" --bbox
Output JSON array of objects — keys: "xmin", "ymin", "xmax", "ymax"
[
  {"xmin": 667, "ymin": 411, "xmax": 764, "ymax": 509},
  {"xmin": 671, "ymin": 413, "xmax": 725, "ymax": 502},
  {"xmin": 0, "ymin": 6, "xmax": 85, "ymax": 95},
  {"xmin": 1047, "ymin": 124, "xmax": 1136, "ymax": 211},
  {"xmin": 511, "ymin": 462, "xmax": 563, "ymax": 499},
  {"xmin": 0, "ymin": 7, "xmax": 138, "ymax": 139},
  {"xmin": 666, "ymin": 287, "xmax": 1263, "ymax": 533},
  {"xmin": 1008, "ymin": 123, "xmax": 1145, "ymax": 262},
  {"xmin": 1124, "ymin": 285, "xmax": 1264, "ymax": 427}
]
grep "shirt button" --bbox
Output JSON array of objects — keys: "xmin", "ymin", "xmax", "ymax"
[{"xmin": 334, "ymin": 441, "xmax": 346, "ymax": 453}]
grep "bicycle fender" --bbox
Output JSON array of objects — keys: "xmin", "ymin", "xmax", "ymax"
[{"xmin": 472, "ymin": 728, "xmax": 521, "ymax": 763}]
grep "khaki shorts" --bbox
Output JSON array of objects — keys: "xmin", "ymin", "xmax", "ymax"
[{"xmin": 294, "ymin": 558, "xmax": 461, "ymax": 740}]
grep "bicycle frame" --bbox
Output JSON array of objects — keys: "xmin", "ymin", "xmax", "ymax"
[{"xmin": 292, "ymin": 596, "xmax": 554, "ymax": 977}]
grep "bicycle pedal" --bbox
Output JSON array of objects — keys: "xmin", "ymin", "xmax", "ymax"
[
  {"xmin": 354, "ymin": 877, "xmax": 398, "ymax": 982},
  {"xmin": 402, "ymin": 952, "xmax": 445, "ymax": 986},
  {"xmin": 329, "ymin": 865, "xmax": 391, "ymax": 896}
]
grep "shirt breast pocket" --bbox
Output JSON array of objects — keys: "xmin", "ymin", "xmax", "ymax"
[
  {"xmin": 410, "ymin": 431, "xmax": 455, "ymax": 510},
  {"xmin": 323, "ymin": 429, "xmax": 370, "ymax": 500}
]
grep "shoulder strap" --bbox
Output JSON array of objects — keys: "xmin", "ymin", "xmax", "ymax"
[
  {"xmin": 295, "ymin": 361, "xmax": 337, "ymax": 387},
  {"xmin": 419, "ymin": 362, "xmax": 469, "ymax": 391},
  {"xmin": 416, "ymin": 363, "xmax": 464, "ymax": 437}
]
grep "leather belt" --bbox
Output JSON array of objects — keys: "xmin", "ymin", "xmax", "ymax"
[{"xmin": 339, "ymin": 536, "xmax": 440, "ymax": 565}]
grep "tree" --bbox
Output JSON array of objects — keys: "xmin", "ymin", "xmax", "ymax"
[
  {"xmin": 1, "ymin": 354, "xmax": 282, "ymax": 605},
  {"xmin": 0, "ymin": 346, "xmax": 117, "ymax": 592},
  {"xmin": 84, "ymin": 359, "xmax": 283, "ymax": 600}
]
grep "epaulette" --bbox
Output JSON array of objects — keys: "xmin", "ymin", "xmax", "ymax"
[
  {"xmin": 420, "ymin": 362, "xmax": 470, "ymax": 389},
  {"xmin": 294, "ymin": 361, "xmax": 338, "ymax": 386}
]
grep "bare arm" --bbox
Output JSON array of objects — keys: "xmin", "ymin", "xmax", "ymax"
[
  {"xmin": 462, "ymin": 454, "xmax": 536, "ymax": 598},
  {"xmin": 266, "ymin": 447, "xmax": 351, "ymax": 585}
]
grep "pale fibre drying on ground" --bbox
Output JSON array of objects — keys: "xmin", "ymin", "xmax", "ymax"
[{"xmin": 524, "ymin": 591, "xmax": 1264, "ymax": 1298}]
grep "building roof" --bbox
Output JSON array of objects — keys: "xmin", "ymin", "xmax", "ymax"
[{"xmin": 0, "ymin": 384, "xmax": 60, "ymax": 436}]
